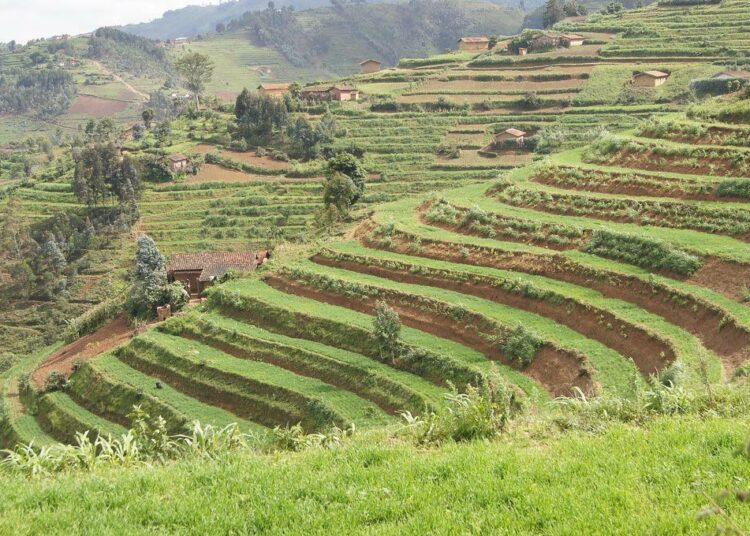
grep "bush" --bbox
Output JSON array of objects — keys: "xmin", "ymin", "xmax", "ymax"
[
  {"xmin": 400, "ymin": 373, "xmax": 525, "ymax": 444},
  {"xmin": 502, "ymin": 325, "xmax": 544, "ymax": 366},
  {"xmin": 373, "ymin": 301, "xmax": 401, "ymax": 363},
  {"xmin": 44, "ymin": 371, "xmax": 68, "ymax": 392},
  {"xmin": 584, "ymin": 230, "xmax": 702, "ymax": 276}
]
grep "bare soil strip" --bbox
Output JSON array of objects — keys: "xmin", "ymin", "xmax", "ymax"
[{"xmin": 265, "ymin": 274, "xmax": 594, "ymax": 398}]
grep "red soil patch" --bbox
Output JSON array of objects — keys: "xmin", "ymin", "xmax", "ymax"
[
  {"xmin": 359, "ymin": 221, "xmax": 750, "ymax": 375},
  {"xmin": 222, "ymin": 151, "xmax": 290, "ymax": 170},
  {"xmin": 68, "ymin": 95, "xmax": 128, "ymax": 117},
  {"xmin": 265, "ymin": 274, "xmax": 594, "ymax": 397},
  {"xmin": 216, "ymin": 91, "xmax": 239, "ymax": 102},
  {"xmin": 311, "ymin": 254, "xmax": 675, "ymax": 377},
  {"xmin": 689, "ymin": 258, "xmax": 750, "ymax": 303},
  {"xmin": 33, "ymin": 315, "xmax": 134, "ymax": 389}
]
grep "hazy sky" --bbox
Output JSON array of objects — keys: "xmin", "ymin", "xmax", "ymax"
[{"xmin": 0, "ymin": 0, "xmax": 204, "ymax": 43}]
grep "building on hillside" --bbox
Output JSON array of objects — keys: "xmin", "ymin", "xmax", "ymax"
[
  {"xmin": 167, "ymin": 251, "xmax": 270, "ymax": 297},
  {"xmin": 712, "ymin": 70, "xmax": 750, "ymax": 80},
  {"xmin": 162, "ymin": 154, "xmax": 192, "ymax": 173},
  {"xmin": 528, "ymin": 33, "xmax": 559, "ymax": 51},
  {"xmin": 360, "ymin": 59, "xmax": 382, "ymax": 74},
  {"xmin": 51, "ymin": 34, "xmax": 70, "ymax": 41},
  {"xmin": 517, "ymin": 47, "xmax": 528, "ymax": 56},
  {"xmin": 632, "ymin": 70, "xmax": 670, "ymax": 87},
  {"xmin": 257, "ymin": 83, "xmax": 291, "ymax": 98},
  {"xmin": 331, "ymin": 85, "xmax": 359, "ymax": 101},
  {"xmin": 457, "ymin": 37, "xmax": 490, "ymax": 51},
  {"xmin": 560, "ymin": 33, "xmax": 585, "ymax": 47},
  {"xmin": 493, "ymin": 128, "xmax": 527, "ymax": 146},
  {"xmin": 173, "ymin": 37, "xmax": 190, "ymax": 45},
  {"xmin": 301, "ymin": 84, "xmax": 359, "ymax": 101}
]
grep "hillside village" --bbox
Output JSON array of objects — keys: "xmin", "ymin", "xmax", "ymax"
[{"xmin": 2, "ymin": 0, "xmax": 750, "ymax": 531}]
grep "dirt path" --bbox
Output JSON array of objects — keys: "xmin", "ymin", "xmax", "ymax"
[
  {"xmin": 32, "ymin": 315, "xmax": 135, "ymax": 389},
  {"xmin": 91, "ymin": 60, "xmax": 149, "ymax": 101}
]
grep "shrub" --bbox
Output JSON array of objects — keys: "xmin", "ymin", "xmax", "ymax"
[
  {"xmin": 502, "ymin": 325, "xmax": 543, "ymax": 366},
  {"xmin": 400, "ymin": 373, "xmax": 525, "ymax": 444},
  {"xmin": 44, "ymin": 371, "xmax": 67, "ymax": 392},
  {"xmin": 373, "ymin": 300, "xmax": 401, "ymax": 363},
  {"xmin": 584, "ymin": 230, "xmax": 702, "ymax": 276}
]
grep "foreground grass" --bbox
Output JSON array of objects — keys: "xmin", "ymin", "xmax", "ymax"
[{"xmin": 0, "ymin": 416, "xmax": 747, "ymax": 534}]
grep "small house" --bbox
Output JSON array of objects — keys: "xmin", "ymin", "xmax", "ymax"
[
  {"xmin": 560, "ymin": 33, "xmax": 584, "ymax": 47},
  {"xmin": 360, "ymin": 59, "xmax": 382, "ymax": 74},
  {"xmin": 163, "ymin": 154, "xmax": 191, "ymax": 173},
  {"xmin": 457, "ymin": 37, "xmax": 490, "ymax": 51},
  {"xmin": 257, "ymin": 83, "xmax": 290, "ymax": 98},
  {"xmin": 494, "ymin": 128, "xmax": 527, "ymax": 147},
  {"xmin": 712, "ymin": 70, "xmax": 750, "ymax": 80},
  {"xmin": 301, "ymin": 84, "xmax": 359, "ymax": 101},
  {"xmin": 331, "ymin": 85, "xmax": 359, "ymax": 101},
  {"xmin": 528, "ymin": 33, "xmax": 559, "ymax": 51},
  {"xmin": 173, "ymin": 37, "xmax": 190, "ymax": 45},
  {"xmin": 632, "ymin": 70, "xmax": 670, "ymax": 87},
  {"xmin": 167, "ymin": 251, "xmax": 270, "ymax": 297},
  {"xmin": 301, "ymin": 84, "xmax": 335, "ymax": 100},
  {"xmin": 518, "ymin": 47, "xmax": 528, "ymax": 56}
]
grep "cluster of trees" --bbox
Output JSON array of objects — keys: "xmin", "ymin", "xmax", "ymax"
[
  {"xmin": 0, "ymin": 68, "xmax": 76, "ymax": 117},
  {"xmin": 542, "ymin": 0, "xmax": 587, "ymax": 28},
  {"xmin": 88, "ymin": 27, "xmax": 175, "ymax": 77},
  {"xmin": 232, "ymin": 88, "xmax": 341, "ymax": 159},
  {"xmin": 0, "ymin": 197, "xmax": 124, "ymax": 300},
  {"xmin": 72, "ymin": 144, "xmax": 142, "ymax": 212}
]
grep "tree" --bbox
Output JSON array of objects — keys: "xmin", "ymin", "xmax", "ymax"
[
  {"xmin": 543, "ymin": 0, "xmax": 565, "ymax": 27},
  {"xmin": 0, "ymin": 197, "xmax": 34, "ymax": 261},
  {"xmin": 174, "ymin": 52, "xmax": 215, "ymax": 107},
  {"xmin": 215, "ymin": 22, "xmax": 226, "ymax": 33},
  {"xmin": 325, "ymin": 152, "xmax": 366, "ymax": 202},
  {"xmin": 373, "ymin": 301, "xmax": 401, "ymax": 363},
  {"xmin": 601, "ymin": 1, "xmax": 624, "ymax": 14},
  {"xmin": 323, "ymin": 172, "xmax": 358, "ymax": 215},
  {"xmin": 128, "ymin": 235, "xmax": 168, "ymax": 318},
  {"xmin": 142, "ymin": 109, "xmax": 154, "ymax": 128}
]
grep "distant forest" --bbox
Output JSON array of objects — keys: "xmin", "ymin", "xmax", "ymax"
[
  {"xmin": 0, "ymin": 69, "xmax": 76, "ymax": 118},
  {"xmin": 228, "ymin": 0, "xmax": 522, "ymax": 67}
]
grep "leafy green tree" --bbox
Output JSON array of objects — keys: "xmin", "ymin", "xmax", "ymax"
[
  {"xmin": 174, "ymin": 52, "xmax": 215, "ymax": 107},
  {"xmin": 373, "ymin": 300, "xmax": 401, "ymax": 363},
  {"xmin": 128, "ymin": 235, "xmax": 168, "ymax": 318},
  {"xmin": 154, "ymin": 120, "xmax": 172, "ymax": 146},
  {"xmin": 543, "ymin": 0, "xmax": 565, "ymax": 27},
  {"xmin": 325, "ymin": 152, "xmax": 366, "ymax": 202},
  {"xmin": 142, "ymin": 109, "xmax": 155, "ymax": 128},
  {"xmin": 323, "ymin": 172, "xmax": 358, "ymax": 215}
]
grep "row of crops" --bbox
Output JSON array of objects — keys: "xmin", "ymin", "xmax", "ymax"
[{"xmin": 5, "ymin": 0, "xmax": 750, "ymax": 444}]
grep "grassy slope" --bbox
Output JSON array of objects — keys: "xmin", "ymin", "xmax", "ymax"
[{"xmin": 0, "ymin": 416, "xmax": 747, "ymax": 534}]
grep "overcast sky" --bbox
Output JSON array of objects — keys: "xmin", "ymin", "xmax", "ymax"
[{"xmin": 0, "ymin": 0, "xmax": 204, "ymax": 43}]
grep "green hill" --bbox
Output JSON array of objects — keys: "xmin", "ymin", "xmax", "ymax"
[{"xmin": 2, "ymin": 0, "xmax": 750, "ymax": 530}]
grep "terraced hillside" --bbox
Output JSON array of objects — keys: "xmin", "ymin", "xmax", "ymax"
[{"xmin": 4, "ymin": 0, "xmax": 750, "ymax": 445}]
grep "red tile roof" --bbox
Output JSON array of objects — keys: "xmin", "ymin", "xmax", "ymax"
[{"xmin": 167, "ymin": 251, "xmax": 259, "ymax": 281}]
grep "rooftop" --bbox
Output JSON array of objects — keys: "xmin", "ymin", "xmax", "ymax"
[
  {"xmin": 167, "ymin": 251, "xmax": 260, "ymax": 282},
  {"xmin": 458, "ymin": 36, "xmax": 489, "ymax": 43},
  {"xmin": 636, "ymin": 70, "xmax": 670, "ymax": 78}
]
